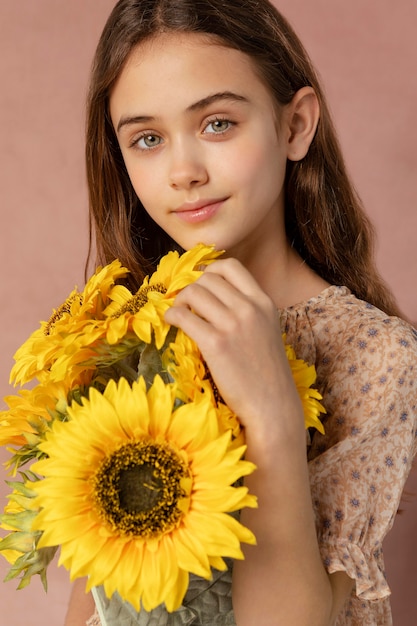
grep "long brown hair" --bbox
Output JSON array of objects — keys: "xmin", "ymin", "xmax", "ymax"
[{"xmin": 85, "ymin": 0, "xmax": 402, "ymax": 317}]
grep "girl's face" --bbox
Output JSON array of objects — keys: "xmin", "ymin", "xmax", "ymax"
[{"xmin": 110, "ymin": 33, "xmax": 291, "ymax": 263}]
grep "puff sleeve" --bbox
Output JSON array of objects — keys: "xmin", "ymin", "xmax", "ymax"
[{"xmin": 307, "ymin": 313, "xmax": 417, "ymax": 602}]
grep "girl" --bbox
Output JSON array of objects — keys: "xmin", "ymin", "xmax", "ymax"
[{"xmin": 65, "ymin": 1, "xmax": 417, "ymax": 624}]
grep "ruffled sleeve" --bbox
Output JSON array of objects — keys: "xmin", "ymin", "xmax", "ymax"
[{"xmin": 305, "ymin": 308, "xmax": 417, "ymax": 600}]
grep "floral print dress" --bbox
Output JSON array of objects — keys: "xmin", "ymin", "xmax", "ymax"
[{"xmin": 87, "ymin": 286, "xmax": 417, "ymax": 626}]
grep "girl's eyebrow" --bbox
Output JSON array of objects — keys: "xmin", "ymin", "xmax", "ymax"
[
  {"xmin": 116, "ymin": 91, "xmax": 249, "ymax": 133},
  {"xmin": 186, "ymin": 90, "xmax": 249, "ymax": 112}
]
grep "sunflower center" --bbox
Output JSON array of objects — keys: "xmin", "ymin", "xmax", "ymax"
[
  {"xmin": 118, "ymin": 463, "xmax": 164, "ymax": 513},
  {"xmin": 44, "ymin": 294, "xmax": 83, "ymax": 335},
  {"xmin": 92, "ymin": 440, "xmax": 191, "ymax": 538},
  {"xmin": 114, "ymin": 284, "xmax": 167, "ymax": 317}
]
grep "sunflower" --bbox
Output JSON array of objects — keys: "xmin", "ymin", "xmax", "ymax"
[
  {"xmin": 0, "ymin": 496, "xmax": 32, "ymax": 566},
  {"xmin": 0, "ymin": 473, "xmax": 57, "ymax": 590},
  {"xmin": 10, "ymin": 260, "xmax": 128, "ymax": 386},
  {"xmin": 104, "ymin": 244, "xmax": 222, "ymax": 350},
  {"xmin": 165, "ymin": 330, "xmax": 325, "ymax": 440},
  {"xmin": 284, "ymin": 342, "xmax": 325, "ymax": 433},
  {"xmin": 0, "ymin": 380, "xmax": 72, "ymax": 472},
  {"xmin": 163, "ymin": 330, "xmax": 245, "ymax": 447},
  {"xmin": 31, "ymin": 376, "xmax": 256, "ymax": 612}
]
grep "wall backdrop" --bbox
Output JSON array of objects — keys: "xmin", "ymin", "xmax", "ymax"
[{"xmin": 0, "ymin": 2, "xmax": 416, "ymax": 625}]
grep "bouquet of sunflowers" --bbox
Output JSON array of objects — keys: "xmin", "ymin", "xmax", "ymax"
[{"xmin": 0, "ymin": 244, "xmax": 325, "ymax": 618}]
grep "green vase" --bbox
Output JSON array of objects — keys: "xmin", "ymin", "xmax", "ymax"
[{"xmin": 91, "ymin": 561, "xmax": 236, "ymax": 625}]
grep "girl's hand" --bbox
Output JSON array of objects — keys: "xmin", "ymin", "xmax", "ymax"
[
  {"xmin": 164, "ymin": 258, "xmax": 304, "ymax": 441},
  {"xmin": 166, "ymin": 259, "xmax": 351, "ymax": 625}
]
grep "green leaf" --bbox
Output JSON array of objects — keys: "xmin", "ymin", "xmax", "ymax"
[{"xmin": 0, "ymin": 531, "xmax": 34, "ymax": 553}]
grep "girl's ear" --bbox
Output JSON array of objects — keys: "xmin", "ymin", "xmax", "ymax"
[{"xmin": 285, "ymin": 86, "xmax": 320, "ymax": 162}]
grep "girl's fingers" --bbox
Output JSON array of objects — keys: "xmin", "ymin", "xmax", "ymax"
[
  {"xmin": 164, "ymin": 256, "xmax": 297, "ymax": 427},
  {"xmin": 165, "ymin": 257, "xmax": 279, "ymax": 352},
  {"xmin": 169, "ymin": 258, "xmax": 273, "ymax": 325},
  {"xmin": 203, "ymin": 257, "xmax": 267, "ymax": 298},
  {"xmin": 164, "ymin": 289, "xmax": 219, "ymax": 340}
]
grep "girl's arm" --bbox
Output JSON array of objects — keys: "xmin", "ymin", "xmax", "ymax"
[
  {"xmin": 64, "ymin": 579, "xmax": 95, "ymax": 626},
  {"xmin": 165, "ymin": 258, "xmax": 353, "ymax": 626},
  {"xmin": 233, "ymin": 411, "xmax": 353, "ymax": 625}
]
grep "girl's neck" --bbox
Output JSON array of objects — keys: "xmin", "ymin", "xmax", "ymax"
[{"xmin": 240, "ymin": 241, "xmax": 330, "ymax": 309}]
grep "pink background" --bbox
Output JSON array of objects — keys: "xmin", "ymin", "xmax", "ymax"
[{"xmin": 0, "ymin": 1, "xmax": 416, "ymax": 624}]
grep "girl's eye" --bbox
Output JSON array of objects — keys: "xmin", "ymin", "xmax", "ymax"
[
  {"xmin": 135, "ymin": 134, "xmax": 163, "ymax": 150},
  {"xmin": 204, "ymin": 118, "xmax": 233, "ymax": 134}
]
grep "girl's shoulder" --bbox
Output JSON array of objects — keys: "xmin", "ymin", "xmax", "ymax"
[
  {"xmin": 302, "ymin": 286, "xmax": 417, "ymax": 468},
  {"xmin": 281, "ymin": 284, "xmax": 417, "ymax": 373},
  {"xmin": 285, "ymin": 284, "xmax": 412, "ymax": 327}
]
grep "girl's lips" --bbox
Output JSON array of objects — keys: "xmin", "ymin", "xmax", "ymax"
[{"xmin": 173, "ymin": 199, "xmax": 226, "ymax": 224}]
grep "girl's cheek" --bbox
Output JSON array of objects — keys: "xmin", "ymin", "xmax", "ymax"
[{"xmin": 127, "ymin": 166, "xmax": 159, "ymax": 200}]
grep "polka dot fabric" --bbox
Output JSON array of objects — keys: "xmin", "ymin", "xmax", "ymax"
[{"xmin": 281, "ymin": 286, "xmax": 417, "ymax": 625}]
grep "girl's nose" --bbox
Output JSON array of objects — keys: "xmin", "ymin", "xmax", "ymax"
[{"xmin": 168, "ymin": 140, "xmax": 208, "ymax": 189}]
